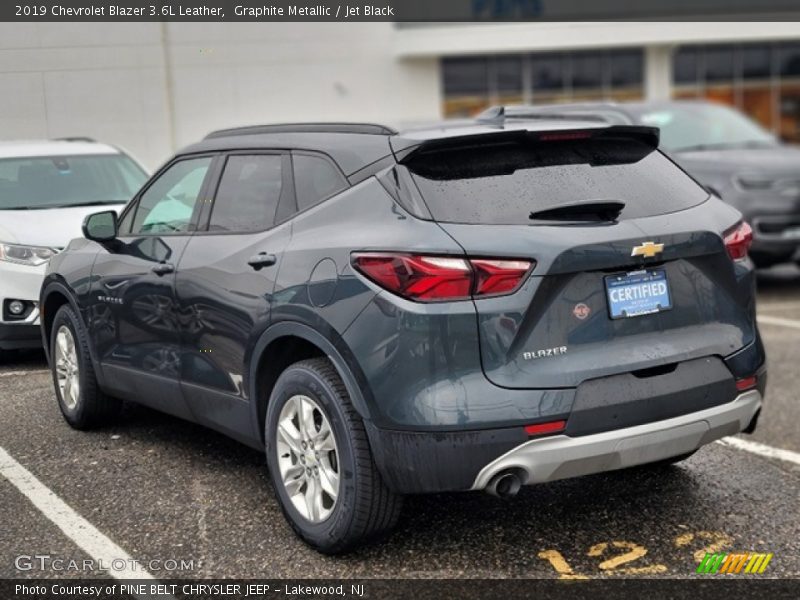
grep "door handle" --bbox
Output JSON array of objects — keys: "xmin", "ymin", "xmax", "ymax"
[
  {"xmin": 151, "ymin": 262, "xmax": 175, "ymax": 276},
  {"xmin": 247, "ymin": 252, "xmax": 277, "ymax": 270}
]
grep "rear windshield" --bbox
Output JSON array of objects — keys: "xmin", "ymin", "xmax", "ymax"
[
  {"xmin": 403, "ymin": 137, "xmax": 708, "ymax": 225},
  {"xmin": 0, "ymin": 154, "xmax": 147, "ymax": 210}
]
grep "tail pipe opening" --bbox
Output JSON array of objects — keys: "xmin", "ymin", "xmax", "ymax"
[{"xmin": 485, "ymin": 469, "xmax": 524, "ymax": 499}]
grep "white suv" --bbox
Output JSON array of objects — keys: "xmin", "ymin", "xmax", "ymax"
[{"xmin": 0, "ymin": 138, "xmax": 147, "ymax": 356}]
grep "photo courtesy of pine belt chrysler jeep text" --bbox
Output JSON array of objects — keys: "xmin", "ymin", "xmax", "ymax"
[{"xmin": 40, "ymin": 117, "xmax": 766, "ymax": 553}]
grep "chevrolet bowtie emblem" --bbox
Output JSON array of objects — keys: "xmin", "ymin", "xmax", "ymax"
[{"xmin": 631, "ymin": 241, "xmax": 664, "ymax": 258}]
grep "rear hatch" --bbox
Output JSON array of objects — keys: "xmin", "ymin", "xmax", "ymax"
[{"xmin": 394, "ymin": 126, "xmax": 755, "ymax": 389}]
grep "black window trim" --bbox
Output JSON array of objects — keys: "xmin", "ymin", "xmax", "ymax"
[
  {"xmin": 193, "ymin": 149, "xmax": 294, "ymax": 236},
  {"xmin": 289, "ymin": 150, "xmax": 350, "ymax": 217},
  {"xmin": 117, "ymin": 151, "xmax": 220, "ymax": 238}
]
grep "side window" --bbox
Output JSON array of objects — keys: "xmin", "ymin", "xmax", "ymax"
[
  {"xmin": 208, "ymin": 155, "xmax": 283, "ymax": 232},
  {"xmin": 130, "ymin": 157, "xmax": 212, "ymax": 235},
  {"xmin": 292, "ymin": 154, "xmax": 347, "ymax": 212}
]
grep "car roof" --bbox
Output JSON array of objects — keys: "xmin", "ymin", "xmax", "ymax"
[
  {"xmin": 180, "ymin": 130, "xmax": 396, "ymax": 177},
  {"xmin": 181, "ymin": 118, "xmax": 612, "ymax": 177},
  {"xmin": 0, "ymin": 140, "xmax": 121, "ymax": 159}
]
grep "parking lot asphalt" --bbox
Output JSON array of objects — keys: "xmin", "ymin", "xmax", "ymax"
[{"xmin": 1, "ymin": 268, "xmax": 799, "ymax": 580}]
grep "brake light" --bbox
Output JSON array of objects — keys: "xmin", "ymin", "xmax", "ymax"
[
  {"xmin": 352, "ymin": 253, "xmax": 533, "ymax": 301},
  {"xmin": 524, "ymin": 420, "xmax": 567, "ymax": 436},
  {"xmin": 538, "ymin": 131, "xmax": 593, "ymax": 141},
  {"xmin": 735, "ymin": 375, "xmax": 758, "ymax": 392},
  {"xmin": 724, "ymin": 221, "xmax": 753, "ymax": 261}
]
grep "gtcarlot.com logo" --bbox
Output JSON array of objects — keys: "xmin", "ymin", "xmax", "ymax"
[{"xmin": 15, "ymin": 554, "xmax": 195, "ymax": 573}]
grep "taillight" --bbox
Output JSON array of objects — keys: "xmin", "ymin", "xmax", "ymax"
[
  {"xmin": 735, "ymin": 375, "xmax": 758, "ymax": 392},
  {"xmin": 724, "ymin": 221, "xmax": 753, "ymax": 261},
  {"xmin": 471, "ymin": 259, "xmax": 532, "ymax": 296},
  {"xmin": 352, "ymin": 254, "xmax": 472, "ymax": 301},
  {"xmin": 352, "ymin": 253, "xmax": 533, "ymax": 302},
  {"xmin": 524, "ymin": 420, "xmax": 567, "ymax": 437}
]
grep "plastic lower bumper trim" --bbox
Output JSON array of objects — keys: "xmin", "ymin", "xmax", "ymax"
[{"xmin": 471, "ymin": 390, "xmax": 762, "ymax": 490}]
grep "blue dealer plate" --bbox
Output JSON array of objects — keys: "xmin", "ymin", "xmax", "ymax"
[{"xmin": 605, "ymin": 269, "xmax": 672, "ymax": 320}]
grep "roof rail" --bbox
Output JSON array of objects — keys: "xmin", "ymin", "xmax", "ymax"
[
  {"xmin": 53, "ymin": 136, "xmax": 97, "ymax": 143},
  {"xmin": 204, "ymin": 122, "xmax": 397, "ymax": 139},
  {"xmin": 476, "ymin": 106, "xmax": 609, "ymax": 125}
]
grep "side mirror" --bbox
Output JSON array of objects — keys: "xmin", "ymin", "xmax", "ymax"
[{"xmin": 82, "ymin": 210, "xmax": 118, "ymax": 242}]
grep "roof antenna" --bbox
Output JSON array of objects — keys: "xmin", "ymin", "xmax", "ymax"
[{"xmin": 475, "ymin": 106, "xmax": 506, "ymax": 126}]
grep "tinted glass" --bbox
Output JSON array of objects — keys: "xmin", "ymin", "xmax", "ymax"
[
  {"xmin": 673, "ymin": 47, "xmax": 699, "ymax": 85},
  {"xmin": 741, "ymin": 44, "xmax": 771, "ymax": 79},
  {"xmin": 704, "ymin": 45, "xmax": 735, "ymax": 83},
  {"xmin": 779, "ymin": 42, "xmax": 800, "ymax": 77},
  {"xmin": 571, "ymin": 52, "xmax": 603, "ymax": 89},
  {"xmin": 495, "ymin": 56, "xmax": 523, "ymax": 93},
  {"xmin": 609, "ymin": 50, "xmax": 643, "ymax": 87},
  {"xmin": 209, "ymin": 155, "xmax": 282, "ymax": 232},
  {"xmin": 405, "ymin": 138, "xmax": 708, "ymax": 225},
  {"xmin": 442, "ymin": 57, "xmax": 489, "ymax": 95},
  {"xmin": 292, "ymin": 154, "xmax": 347, "ymax": 212},
  {"xmin": 130, "ymin": 157, "xmax": 211, "ymax": 234},
  {"xmin": 531, "ymin": 53, "xmax": 565, "ymax": 92},
  {"xmin": 0, "ymin": 154, "xmax": 146, "ymax": 210}
]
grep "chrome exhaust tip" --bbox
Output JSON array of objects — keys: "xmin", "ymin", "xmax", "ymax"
[{"xmin": 486, "ymin": 470, "xmax": 522, "ymax": 499}]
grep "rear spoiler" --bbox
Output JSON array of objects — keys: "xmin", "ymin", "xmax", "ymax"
[{"xmin": 391, "ymin": 125, "xmax": 660, "ymax": 164}]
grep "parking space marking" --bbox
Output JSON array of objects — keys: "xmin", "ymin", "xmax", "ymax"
[
  {"xmin": 0, "ymin": 370, "xmax": 47, "ymax": 378},
  {"xmin": 757, "ymin": 300, "xmax": 800, "ymax": 311},
  {"xmin": 757, "ymin": 314, "xmax": 800, "ymax": 330},
  {"xmin": 0, "ymin": 446, "xmax": 159, "ymax": 584},
  {"xmin": 718, "ymin": 437, "xmax": 800, "ymax": 466}
]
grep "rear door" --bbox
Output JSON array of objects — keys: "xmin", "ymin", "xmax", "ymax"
[
  {"xmin": 399, "ymin": 128, "xmax": 755, "ymax": 389},
  {"xmin": 174, "ymin": 151, "xmax": 292, "ymax": 445},
  {"xmin": 88, "ymin": 155, "xmax": 215, "ymax": 418}
]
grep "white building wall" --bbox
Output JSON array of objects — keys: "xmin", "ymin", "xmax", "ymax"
[
  {"xmin": 0, "ymin": 23, "xmax": 171, "ymax": 169},
  {"xmin": 0, "ymin": 23, "xmax": 440, "ymax": 170},
  {"xmin": 3, "ymin": 21, "xmax": 800, "ymax": 170},
  {"xmin": 394, "ymin": 22, "xmax": 800, "ymax": 57}
]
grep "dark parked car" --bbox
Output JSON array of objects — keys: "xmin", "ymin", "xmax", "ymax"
[
  {"xmin": 483, "ymin": 101, "xmax": 800, "ymax": 268},
  {"xmin": 40, "ymin": 119, "xmax": 766, "ymax": 553}
]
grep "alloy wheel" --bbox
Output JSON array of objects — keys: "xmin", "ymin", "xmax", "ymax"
[
  {"xmin": 275, "ymin": 394, "xmax": 340, "ymax": 523},
  {"xmin": 54, "ymin": 325, "xmax": 80, "ymax": 410}
]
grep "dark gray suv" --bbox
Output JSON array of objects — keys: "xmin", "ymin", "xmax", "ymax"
[{"xmin": 40, "ymin": 119, "xmax": 766, "ymax": 553}]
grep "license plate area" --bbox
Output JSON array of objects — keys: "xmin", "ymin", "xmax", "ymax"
[{"xmin": 605, "ymin": 269, "xmax": 672, "ymax": 320}]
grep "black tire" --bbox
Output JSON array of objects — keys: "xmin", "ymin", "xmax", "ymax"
[
  {"xmin": 49, "ymin": 304, "xmax": 122, "ymax": 429},
  {"xmin": 265, "ymin": 357, "xmax": 402, "ymax": 554}
]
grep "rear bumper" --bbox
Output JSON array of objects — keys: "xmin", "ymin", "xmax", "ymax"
[
  {"xmin": 471, "ymin": 389, "xmax": 761, "ymax": 490},
  {"xmin": 367, "ymin": 389, "xmax": 762, "ymax": 494}
]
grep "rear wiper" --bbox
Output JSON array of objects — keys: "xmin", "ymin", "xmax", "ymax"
[{"xmin": 530, "ymin": 201, "xmax": 625, "ymax": 223}]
